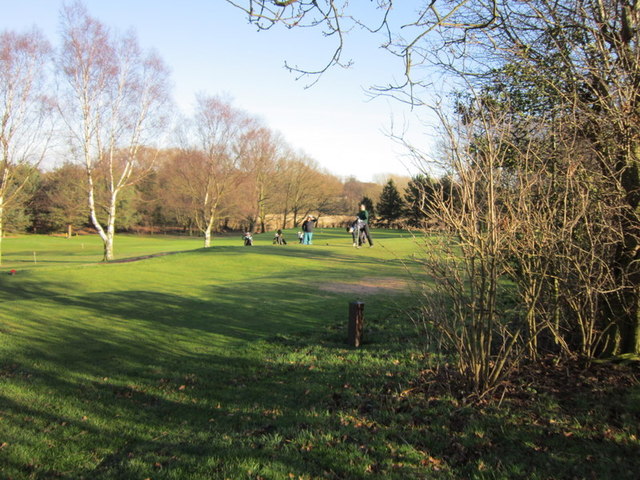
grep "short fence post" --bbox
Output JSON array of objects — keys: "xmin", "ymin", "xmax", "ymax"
[{"xmin": 348, "ymin": 301, "xmax": 365, "ymax": 347}]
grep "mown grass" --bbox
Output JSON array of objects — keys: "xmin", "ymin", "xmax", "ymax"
[{"xmin": 1, "ymin": 229, "xmax": 639, "ymax": 479}]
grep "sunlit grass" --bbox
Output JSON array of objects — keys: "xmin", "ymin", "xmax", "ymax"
[{"xmin": 1, "ymin": 231, "xmax": 638, "ymax": 479}]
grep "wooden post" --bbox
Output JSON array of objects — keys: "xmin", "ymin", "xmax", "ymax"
[{"xmin": 348, "ymin": 301, "xmax": 365, "ymax": 347}]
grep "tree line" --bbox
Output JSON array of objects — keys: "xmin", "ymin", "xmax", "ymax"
[{"xmin": 7, "ymin": 153, "xmax": 450, "ymax": 238}]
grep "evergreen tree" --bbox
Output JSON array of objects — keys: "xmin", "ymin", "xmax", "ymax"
[
  {"xmin": 376, "ymin": 180, "xmax": 404, "ymax": 226},
  {"xmin": 30, "ymin": 163, "xmax": 88, "ymax": 235},
  {"xmin": 5, "ymin": 166, "xmax": 40, "ymax": 234},
  {"xmin": 404, "ymin": 174, "xmax": 436, "ymax": 228}
]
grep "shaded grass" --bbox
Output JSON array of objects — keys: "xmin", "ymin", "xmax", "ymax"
[{"xmin": 0, "ymin": 231, "xmax": 639, "ymax": 479}]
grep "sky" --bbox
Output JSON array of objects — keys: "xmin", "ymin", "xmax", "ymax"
[{"xmin": 0, "ymin": 0, "xmax": 434, "ymax": 182}]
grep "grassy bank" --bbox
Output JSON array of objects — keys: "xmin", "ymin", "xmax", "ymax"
[{"xmin": 1, "ymin": 231, "xmax": 638, "ymax": 479}]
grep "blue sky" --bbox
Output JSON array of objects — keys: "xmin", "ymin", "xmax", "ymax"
[{"xmin": 1, "ymin": 0, "xmax": 432, "ymax": 182}]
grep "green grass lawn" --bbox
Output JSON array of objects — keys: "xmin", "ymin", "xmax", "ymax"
[{"xmin": 1, "ymin": 230, "xmax": 639, "ymax": 479}]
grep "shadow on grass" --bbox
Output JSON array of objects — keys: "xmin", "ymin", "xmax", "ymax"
[
  {"xmin": 0, "ymin": 271, "xmax": 91, "ymax": 302},
  {"xmin": 2, "ymin": 321, "xmax": 639, "ymax": 479},
  {"xmin": 1, "ymin": 263, "xmax": 638, "ymax": 478},
  {"xmin": 187, "ymin": 244, "xmax": 413, "ymax": 274},
  {"xmin": 0, "ymin": 315, "xmax": 415, "ymax": 478}
]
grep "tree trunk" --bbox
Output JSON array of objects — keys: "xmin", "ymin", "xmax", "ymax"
[
  {"xmin": 618, "ymin": 287, "xmax": 640, "ymax": 354},
  {"xmin": 615, "ymin": 139, "xmax": 640, "ymax": 354},
  {"xmin": 605, "ymin": 239, "xmax": 640, "ymax": 355},
  {"xmin": 103, "ymin": 193, "xmax": 118, "ymax": 262},
  {"xmin": 603, "ymin": 145, "xmax": 640, "ymax": 355},
  {"xmin": 201, "ymin": 190, "xmax": 220, "ymax": 248},
  {"xmin": 203, "ymin": 214, "xmax": 215, "ymax": 248},
  {"xmin": 86, "ymin": 172, "xmax": 111, "ymax": 261},
  {"xmin": 104, "ymin": 232, "xmax": 114, "ymax": 262}
]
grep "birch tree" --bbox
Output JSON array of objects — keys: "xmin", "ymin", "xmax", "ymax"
[
  {"xmin": 176, "ymin": 95, "xmax": 248, "ymax": 247},
  {"xmin": 58, "ymin": 2, "xmax": 171, "ymax": 261},
  {"xmin": 0, "ymin": 28, "xmax": 53, "ymax": 264}
]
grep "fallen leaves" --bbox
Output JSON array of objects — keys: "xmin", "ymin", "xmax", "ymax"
[{"xmin": 421, "ymin": 455, "xmax": 444, "ymax": 470}]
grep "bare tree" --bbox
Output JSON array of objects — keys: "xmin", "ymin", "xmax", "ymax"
[
  {"xmin": 58, "ymin": 2, "xmax": 171, "ymax": 261},
  {"xmin": 154, "ymin": 149, "xmax": 197, "ymax": 234},
  {"xmin": 401, "ymin": 82, "xmax": 629, "ymax": 396},
  {"xmin": 341, "ymin": 177, "xmax": 382, "ymax": 215},
  {"xmin": 407, "ymin": 93, "xmax": 532, "ymax": 397},
  {"xmin": 0, "ymin": 28, "xmax": 54, "ymax": 264},
  {"xmin": 174, "ymin": 95, "xmax": 248, "ymax": 247},
  {"xmin": 238, "ymin": 125, "xmax": 282, "ymax": 233},
  {"xmin": 270, "ymin": 153, "xmax": 325, "ymax": 228},
  {"xmin": 269, "ymin": 151, "xmax": 297, "ymax": 229}
]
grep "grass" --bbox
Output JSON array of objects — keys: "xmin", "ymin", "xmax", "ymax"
[{"xmin": 1, "ymin": 229, "xmax": 639, "ymax": 479}]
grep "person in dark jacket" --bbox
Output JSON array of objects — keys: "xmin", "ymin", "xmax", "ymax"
[
  {"xmin": 301, "ymin": 215, "xmax": 317, "ymax": 245},
  {"xmin": 356, "ymin": 204, "xmax": 374, "ymax": 247}
]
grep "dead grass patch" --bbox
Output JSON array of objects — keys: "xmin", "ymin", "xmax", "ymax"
[{"xmin": 319, "ymin": 277, "xmax": 409, "ymax": 296}]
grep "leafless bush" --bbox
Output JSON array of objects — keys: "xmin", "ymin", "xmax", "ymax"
[
  {"xmin": 403, "ymin": 96, "xmax": 626, "ymax": 397},
  {"xmin": 400, "ymin": 101, "xmax": 530, "ymax": 398}
]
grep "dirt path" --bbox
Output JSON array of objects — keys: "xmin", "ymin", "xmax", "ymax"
[{"xmin": 318, "ymin": 277, "xmax": 409, "ymax": 296}]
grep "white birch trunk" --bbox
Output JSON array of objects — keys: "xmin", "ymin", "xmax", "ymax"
[
  {"xmin": 104, "ymin": 190, "xmax": 118, "ymax": 261},
  {"xmin": 203, "ymin": 207, "xmax": 217, "ymax": 248},
  {"xmin": 86, "ymin": 170, "xmax": 107, "ymax": 234}
]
